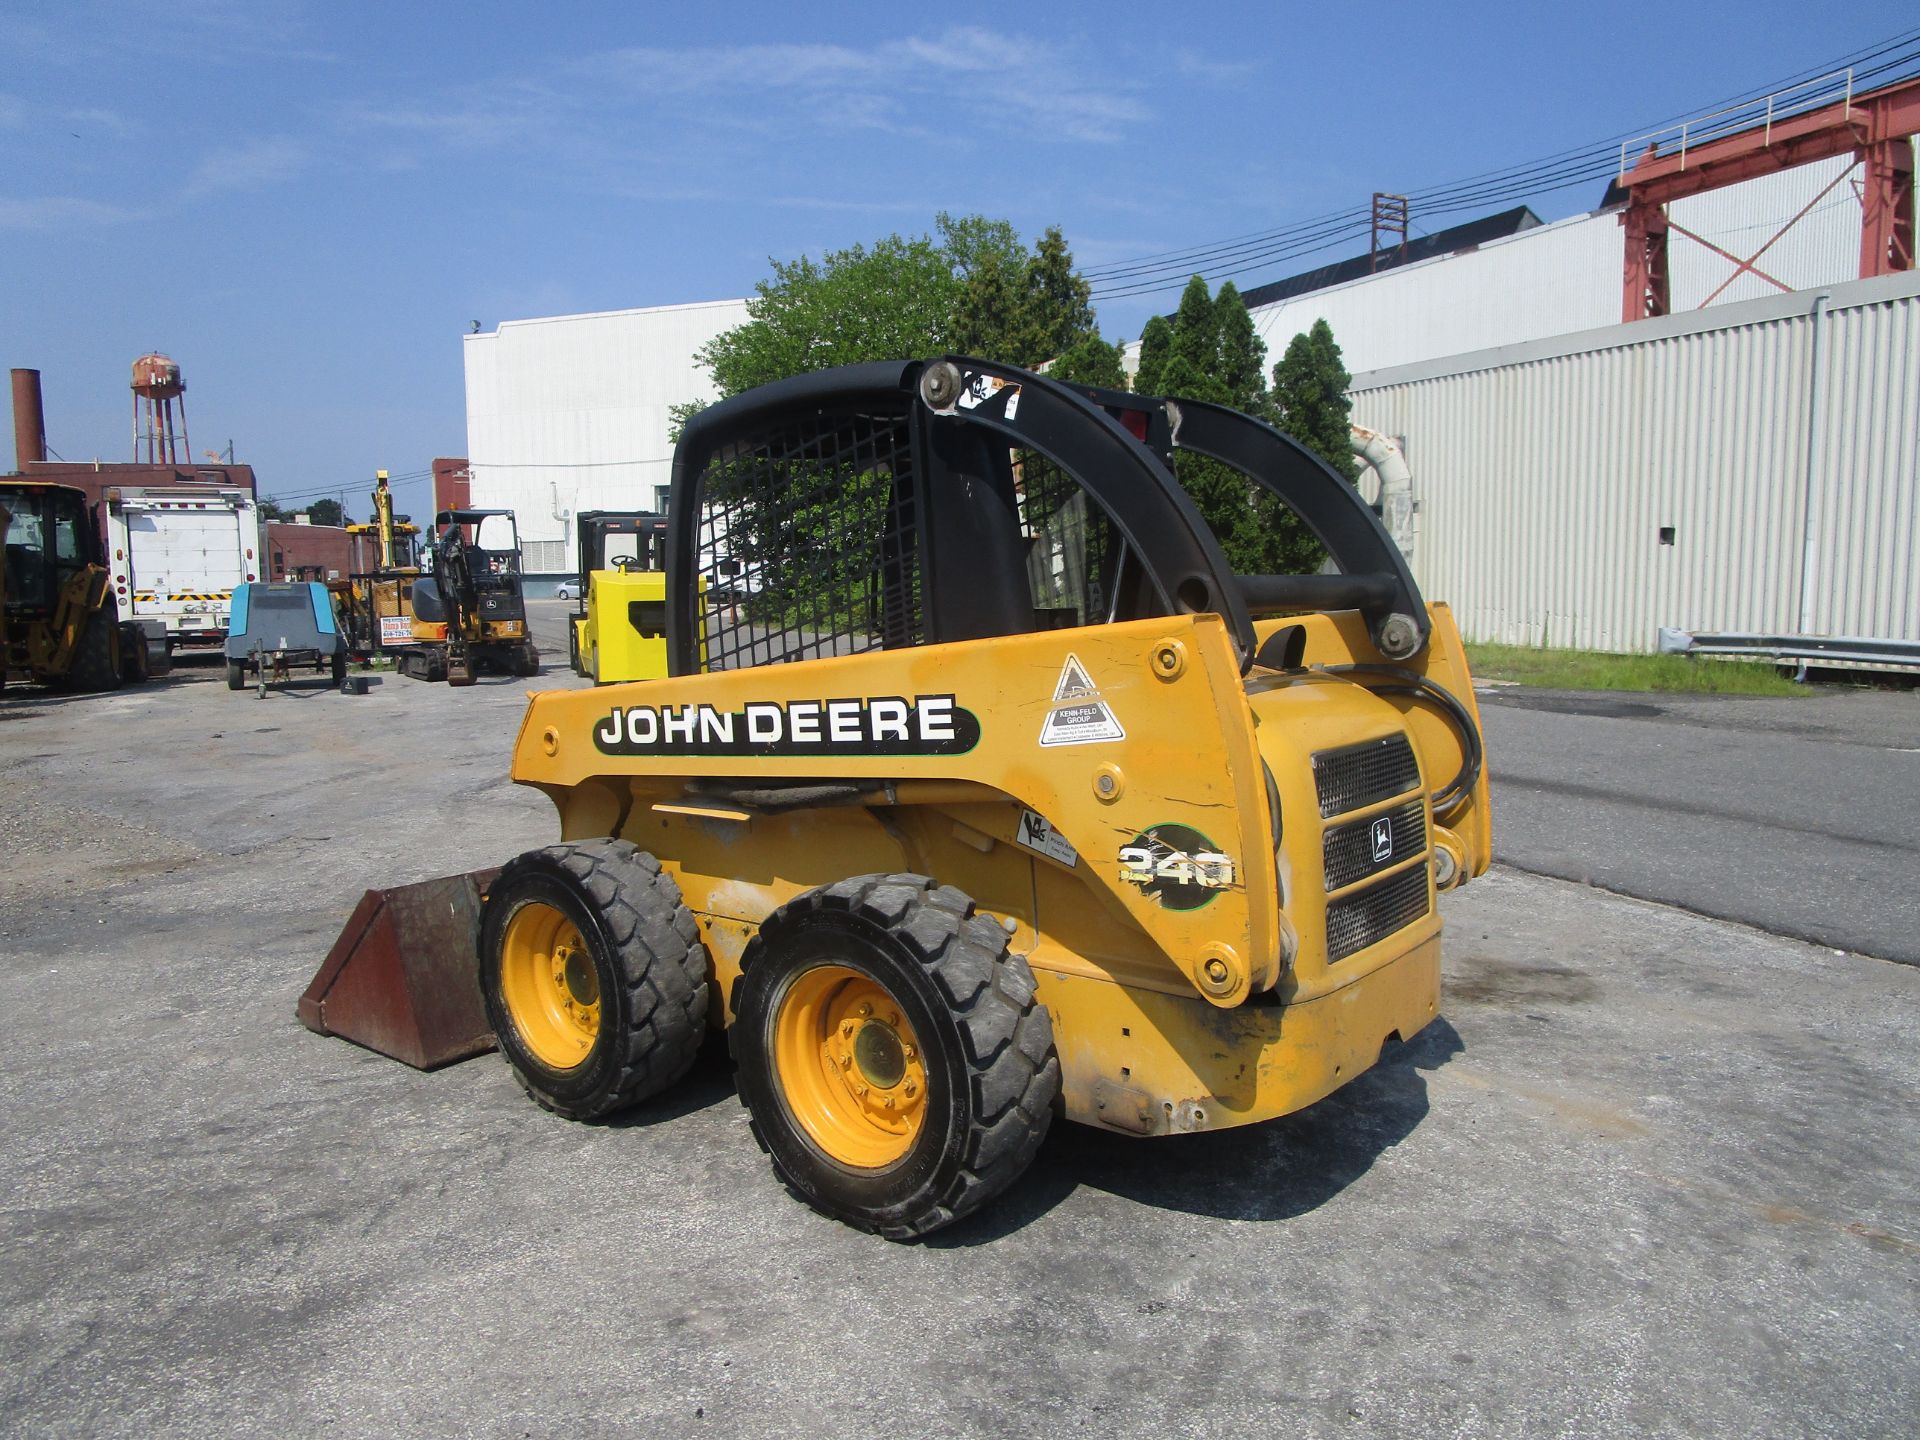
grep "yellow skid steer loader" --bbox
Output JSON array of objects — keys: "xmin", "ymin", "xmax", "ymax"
[{"xmin": 306, "ymin": 358, "xmax": 1489, "ymax": 1239}]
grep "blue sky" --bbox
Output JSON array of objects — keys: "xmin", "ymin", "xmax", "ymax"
[{"xmin": 3, "ymin": 1, "xmax": 1912, "ymax": 518}]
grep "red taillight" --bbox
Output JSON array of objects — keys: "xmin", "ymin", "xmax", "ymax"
[
  {"xmin": 246, "ymin": 572, "xmax": 256, "ymax": 581},
  {"xmin": 115, "ymin": 548, "xmax": 124, "ymax": 560},
  {"xmin": 245, "ymin": 548, "xmax": 254, "ymax": 558}
]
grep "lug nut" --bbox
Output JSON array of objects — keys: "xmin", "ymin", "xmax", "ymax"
[{"xmin": 1204, "ymin": 957, "xmax": 1231, "ymax": 985}]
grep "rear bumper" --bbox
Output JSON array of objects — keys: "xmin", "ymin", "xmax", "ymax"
[{"xmin": 1042, "ymin": 931, "xmax": 1442, "ymax": 1136}]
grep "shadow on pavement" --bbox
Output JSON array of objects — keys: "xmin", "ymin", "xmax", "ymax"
[{"xmin": 932, "ymin": 1017, "xmax": 1465, "ymax": 1245}]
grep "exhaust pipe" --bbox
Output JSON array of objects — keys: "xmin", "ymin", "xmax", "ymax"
[{"xmin": 12, "ymin": 368, "xmax": 46, "ymax": 472}]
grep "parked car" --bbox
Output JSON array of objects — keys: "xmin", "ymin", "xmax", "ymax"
[{"xmin": 552, "ymin": 579, "xmax": 580, "ymax": 600}]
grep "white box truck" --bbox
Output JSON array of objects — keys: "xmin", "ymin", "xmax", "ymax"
[{"xmin": 103, "ymin": 486, "xmax": 261, "ymax": 648}]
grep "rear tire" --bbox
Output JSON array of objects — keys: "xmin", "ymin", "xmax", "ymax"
[
  {"xmin": 61, "ymin": 598, "xmax": 123, "ymax": 693},
  {"xmin": 731, "ymin": 874, "xmax": 1059, "ymax": 1239},
  {"xmin": 479, "ymin": 839, "xmax": 710, "ymax": 1120}
]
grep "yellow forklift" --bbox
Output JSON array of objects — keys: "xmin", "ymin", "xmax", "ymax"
[
  {"xmin": 307, "ymin": 358, "xmax": 1491, "ymax": 1238},
  {"xmin": 567, "ymin": 509, "xmax": 672, "ymax": 684},
  {"xmin": 2, "ymin": 479, "xmax": 163, "ymax": 691}
]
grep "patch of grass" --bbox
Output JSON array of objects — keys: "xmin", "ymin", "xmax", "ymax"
[{"xmin": 1465, "ymin": 642, "xmax": 1806, "ymax": 696}]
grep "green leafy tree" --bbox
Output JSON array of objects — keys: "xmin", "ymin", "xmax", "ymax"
[
  {"xmin": 257, "ymin": 498, "xmax": 288, "ymax": 521},
  {"xmin": 1271, "ymin": 319, "xmax": 1360, "ymax": 486},
  {"xmin": 307, "ymin": 497, "xmax": 347, "ymax": 528},
  {"xmin": 690, "ymin": 215, "xmax": 1116, "ymax": 415},
  {"xmin": 699, "ymin": 233, "xmax": 960, "ymax": 402}
]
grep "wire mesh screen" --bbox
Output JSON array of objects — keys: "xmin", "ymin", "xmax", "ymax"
[
  {"xmin": 1016, "ymin": 450, "xmax": 1122, "ymax": 628},
  {"xmin": 691, "ymin": 408, "xmax": 923, "ymax": 672}
]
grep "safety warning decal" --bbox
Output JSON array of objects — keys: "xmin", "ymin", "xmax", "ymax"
[
  {"xmin": 957, "ymin": 373, "xmax": 1021, "ymax": 420},
  {"xmin": 1013, "ymin": 809, "xmax": 1078, "ymax": 868},
  {"xmin": 1038, "ymin": 653, "xmax": 1125, "ymax": 747}
]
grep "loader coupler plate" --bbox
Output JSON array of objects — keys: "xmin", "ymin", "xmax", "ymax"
[{"xmin": 298, "ymin": 870, "xmax": 499, "ymax": 1069}]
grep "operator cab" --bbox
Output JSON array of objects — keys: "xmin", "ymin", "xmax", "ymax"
[{"xmin": 2, "ymin": 483, "xmax": 98, "ymax": 621}]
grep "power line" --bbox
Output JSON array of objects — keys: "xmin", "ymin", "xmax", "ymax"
[{"xmin": 1085, "ymin": 27, "xmax": 1920, "ymax": 303}]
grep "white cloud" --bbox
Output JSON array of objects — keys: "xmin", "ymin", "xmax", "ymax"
[
  {"xmin": 0, "ymin": 196, "xmax": 141, "ymax": 230},
  {"xmin": 373, "ymin": 27, "xmax": 1153, "ymax": 154},
  {"xmin": 185, "ymin": 136, "xmax": 308, "ymax": 196}
]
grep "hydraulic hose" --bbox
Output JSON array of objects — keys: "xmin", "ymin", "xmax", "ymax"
[{"xmin": 1319, "ymin": 664, "xmax": 1484, "ymax": 818}]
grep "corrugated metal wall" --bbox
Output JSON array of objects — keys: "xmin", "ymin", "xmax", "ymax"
[{"xmin": 1348, "ymin": 269, "xmax": 1920, "ymax": 652}]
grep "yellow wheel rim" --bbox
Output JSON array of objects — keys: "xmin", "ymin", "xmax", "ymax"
[
  {"xmin": 498, "ymin": 901, "xmax": 600, "ymax": 1071},
  {"xmin": 771, "ymin": 964, "xmax": 928, "ymax": 1169}
]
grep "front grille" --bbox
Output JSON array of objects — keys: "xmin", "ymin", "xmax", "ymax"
[
  {"xmin": 1312, "ymin": 734, "xmax": 1421, "ymax": 818},
  {"xmin": 1326, "ymin": 863, "xmax": 1431, "ymax": 962},
  {"xmin": 1323, "ymin": 798, "xmax": 1427, "ymax": 891}
]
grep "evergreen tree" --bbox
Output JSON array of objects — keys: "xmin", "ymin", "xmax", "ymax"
[
  {"xmin": 1271, "ymin": 319, "xmax": 1360, "ymax": 485},
  {"xmin": 1048, "ymin": 333, "xmax": 1127, "ymax": 389}
]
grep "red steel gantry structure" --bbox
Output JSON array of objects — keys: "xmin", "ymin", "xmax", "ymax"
[{"xmin": 1618, "ymin": 71, "xmax": 1919, "ymax": 321}]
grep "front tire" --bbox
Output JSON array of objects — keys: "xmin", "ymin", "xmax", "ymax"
[
  {"xmin": 226, "ymin": 659, "xmax": 247, "ymax": 690},
  {"xmin": 731, "ymin": 874, "xmax": 1059, "ymax": 1239},
  {"xmin": 479, "ymin": 839, "xmax": 709, "ymax": 1119},
  {"xmin": 330, "ymin": 649, "xmax": 347, "ymax": 685}
]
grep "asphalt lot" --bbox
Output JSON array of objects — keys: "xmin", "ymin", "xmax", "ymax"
[
  {"xmin": 1479, "ymin": 684, "xmax": 1920, "ymax": 963},
  {"xmin": 1, "ymin": 614, "xmax": 1915, "ymax": 1437}
]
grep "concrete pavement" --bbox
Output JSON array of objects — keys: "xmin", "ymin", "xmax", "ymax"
[{"xmin": 1, "ymin": 643, "xmax": 1915, "ymax": 1436}]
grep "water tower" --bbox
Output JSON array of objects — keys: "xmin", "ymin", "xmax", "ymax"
[{"xmin": 131, "ymin": 352, "xmax": 190, "ymax": 464}]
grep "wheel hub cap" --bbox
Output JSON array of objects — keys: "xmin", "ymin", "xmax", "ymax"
[
  {"xmin": 772, "ymin": 965, "xmax": 928, "ymax": 1169},
  {"xmin": 852, "ymin": 1021, "xmax": 906, "ymax": 1088}
]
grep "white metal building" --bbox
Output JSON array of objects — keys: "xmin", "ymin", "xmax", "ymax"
[
  {"xmin": 1348, "ymin": 268, "xmax": 1920, "ymax": 654},
  {"xmin": 463, "ymin": 298, "xmax": 749, "ymax": 577}
]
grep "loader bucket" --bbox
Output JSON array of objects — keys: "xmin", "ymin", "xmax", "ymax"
[{"xmin": 298, "ymin": 870, "xmax": 499, "ymax": 1069}]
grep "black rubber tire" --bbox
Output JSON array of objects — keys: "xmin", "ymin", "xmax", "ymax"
[
  {"xmin": 731, "ymin": 874, "xmax": 1059, "ymax": 1240},
  {"xmin": 479, "ymin": 839, "xmax": 710, "ymax": 1120},
  {"xmin": 514, "ymin": 639, "xmax": 541, "ymax": 677},
  {"xmin": 61, "ymin": 598, "xmax": 122, "ymax": 693},
  {"xmin": 226, "ymin": 660, "xmax": 247, "ymax": 691},
  {"xmin": 117, "ymin": 624, "xmax": 150, "ymax": 684},
  {"xmin": 330, "ymin": 649, "xmax": 347, "ymax": 685}
]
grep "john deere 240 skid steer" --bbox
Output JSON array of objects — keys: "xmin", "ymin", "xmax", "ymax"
[{"xmin": 309, "ymin": 357, "xmax": 1489, "ymax": 1239}]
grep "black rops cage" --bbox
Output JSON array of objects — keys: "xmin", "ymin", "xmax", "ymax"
[{"xmin": 663, "ymin": 358, "xmax": 1427, "ymax": 679}]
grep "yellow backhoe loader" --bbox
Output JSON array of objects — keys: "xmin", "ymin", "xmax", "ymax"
[
  {"xmin": 2, "ymin": 480, "xmax": 163, "ymax": 692},
  {"xmin": 306, "ymin": 358, "xmax": 1489, "ymax": 1239}
]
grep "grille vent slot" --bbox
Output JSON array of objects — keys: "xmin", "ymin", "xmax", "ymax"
[
  {"xmin": 1326, "ymin": 864, "xmax": 1431, "ymax": 962},
  {"xmin": 1312, "ymin": 734, "xmax": 1421, "ymax": 818},
  {"xmin": 1323, "ymin": 799, "xmax": 1427, "ymax": 892}
]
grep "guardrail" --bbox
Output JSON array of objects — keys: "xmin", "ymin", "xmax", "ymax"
[
  {"xmin": 1657, "ymin": 627, "xmax": 1920, "ymax": 671},
  {"xmin": 1619, "ymin": 68, "xmax": 1856, "ymax": 179}
]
